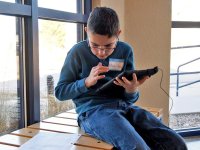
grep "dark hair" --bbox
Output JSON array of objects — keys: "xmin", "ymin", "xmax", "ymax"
[{"xmin": 87, "ymin": 7, "xmax": 119, "ymax": 37}]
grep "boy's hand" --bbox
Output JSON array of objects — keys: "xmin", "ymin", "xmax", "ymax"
[
  {"xmin": 85, "ymin": 62, "xmax": 109, "ymax": 88},
  {"xmin": 114, "ymin": 73, "xmax": 149, "ymax": 93}
]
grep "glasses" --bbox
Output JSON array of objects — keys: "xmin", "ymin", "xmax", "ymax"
[{"xmin": 88, "ymin": 38, "xmax": 118, "ymax": 54}]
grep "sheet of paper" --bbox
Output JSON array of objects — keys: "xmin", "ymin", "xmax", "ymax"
[{"xmin": 19, "ymin": 132, "xmax": 80, "ymax": 150}]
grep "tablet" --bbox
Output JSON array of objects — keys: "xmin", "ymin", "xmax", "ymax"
[{"xmin": 96, "ymin": 66, "xmax": 158, "ymax": 93}]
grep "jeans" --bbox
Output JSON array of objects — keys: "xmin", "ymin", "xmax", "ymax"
[{"xmin": 78, "ymin": 101, "xmax": 187, "ymax": 150}]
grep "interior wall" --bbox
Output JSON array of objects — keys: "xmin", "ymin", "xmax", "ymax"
[{"xmin": 92, "ymin": 0, "xmax": 172, "ymax": 125}]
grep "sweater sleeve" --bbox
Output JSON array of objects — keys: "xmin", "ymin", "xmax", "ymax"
[{"xmin": 55, "ymin": 49, "xmax": 89, "ymax": 101}]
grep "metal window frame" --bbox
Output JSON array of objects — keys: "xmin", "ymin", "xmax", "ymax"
[
  {"xmin": 177, "ymin": 128, "xmax": 200, "ymax": 137},
  {"xmin": 172, "ymin": 21, "xmax": 200, "ymax": 28},
  {"xmin": 0, "ymin": 1, "xmax": 31, "ymax": 16},
  {"xmin": 16, "ymin": 16, "xmax": 25, "ymax": 128},
  {"xmin": 0, "ymin": 0, "xmax": 92, "ymax": 127}
]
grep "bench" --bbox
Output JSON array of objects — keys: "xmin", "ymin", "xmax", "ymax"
[{"xmin": 0, "ymin": 107, "xmax": 163, "ymax": 150}]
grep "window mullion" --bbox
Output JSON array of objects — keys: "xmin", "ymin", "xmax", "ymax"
[{"xmin": 24, "ymin": 0, "xmax": 40, "ymax": 125}]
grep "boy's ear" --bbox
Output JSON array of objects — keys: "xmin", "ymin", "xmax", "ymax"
[{"xmin": 117, "ymin": 30, "xmax": 121, "ymax": 36}]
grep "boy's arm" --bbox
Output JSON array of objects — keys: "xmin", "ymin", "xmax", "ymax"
[
  {"xmin": 55, "ymin": 78, "xmax": 89, "ymax": 101},
  {"xmin": 55, "ymin": 51, "xmax": 88, "ymax": 101}
]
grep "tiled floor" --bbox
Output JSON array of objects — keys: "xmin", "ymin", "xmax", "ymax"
[{"xmin": 185, "ymin": 136, "xmax": 200, "ymax": 150}]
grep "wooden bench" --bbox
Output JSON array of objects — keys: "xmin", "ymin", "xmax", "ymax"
[{"xmin": 0, "ymin": 107, "xmax": 163, "ymax": 150}]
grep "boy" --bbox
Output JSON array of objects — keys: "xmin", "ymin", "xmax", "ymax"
[{"xmin": 55, "ymin": 7, "xmax": 187, "ymax": 150}]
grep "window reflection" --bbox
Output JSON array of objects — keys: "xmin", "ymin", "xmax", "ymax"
[
  {"xmin": 39, "ymin": 19, "xmax": 78, "ymax": 119},
  {"xmin": 0, "ymin": 15, "xmax": 21, "ymax": 135}
]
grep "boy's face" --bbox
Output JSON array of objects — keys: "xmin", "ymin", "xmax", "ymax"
[{"xmin": 86, "ymin": 29, "xmax": 120, "ymax": 60}]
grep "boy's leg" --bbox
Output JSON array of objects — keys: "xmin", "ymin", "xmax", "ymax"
[
  {"xmin": 78, "ymin": 106, "xmax": 150, "ymax": 150},
  {"xmin": 127, "ymin": 105, "xmax": 188, "ymax": 150}
]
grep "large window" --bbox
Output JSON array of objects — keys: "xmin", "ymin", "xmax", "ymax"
[
  {"xmin": 0, "ymin": 15, "xmax": 23, "ymax": 135},
  {"xmin": 0, "ymin": 0, "xmax": 91, "ymax": 135},
  {"xmin": 170, "ymin": 0, "xmax": 200, "ymax": 134}
]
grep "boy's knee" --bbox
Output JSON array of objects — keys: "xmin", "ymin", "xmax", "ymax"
[
  {"xmin": 168, "ymin": 136, "xmax": 188, "ymax": 150},
  {"xmin": 177, "ymin": 141, "xmax": 188, "ymax": 150}
]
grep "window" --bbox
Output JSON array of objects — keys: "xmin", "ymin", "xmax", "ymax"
[
  {"xmin": 0, "ymin": 15, "xmax": 23, "ymax": 135},
  {"xmin": 170, "ymin": 0, "xmax": 200, "ymax": 134}
]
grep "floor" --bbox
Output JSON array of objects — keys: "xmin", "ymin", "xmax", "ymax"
[{"xmin": 185, "ymin": 136, "xmax": 200, "ymax": 150}]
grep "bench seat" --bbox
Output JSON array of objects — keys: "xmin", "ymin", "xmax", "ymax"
[{"xmin": 0, "ymin": 107, "xmax": 163, "ymax": 150}]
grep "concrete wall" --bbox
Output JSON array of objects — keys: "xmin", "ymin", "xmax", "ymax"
[{"xmin": 92, "ymin": 0, "xmax": 172, "ymax": 125}]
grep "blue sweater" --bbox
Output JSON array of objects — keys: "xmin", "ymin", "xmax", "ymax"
[{"xmin": 55, "ymin": 40, "xmax": 139, "ymax": 115}]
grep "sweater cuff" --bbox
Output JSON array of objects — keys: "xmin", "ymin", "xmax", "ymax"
[
  {"xmin": 78, "ymin": 78, "xmax": 89, "ymax": 93},
  {"xmin": 125, "ymin": 90, "xmax": 139, "ymax": 100}
]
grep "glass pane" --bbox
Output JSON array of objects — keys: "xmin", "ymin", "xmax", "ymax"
[
  {"xmin": 38, "ymin": 0, "xmax": 77, "ymax": 13},
  {"xmin": 171, "ymin": 28, "xmax": 200, "ymax": 48},
  {"xmin": 172, "ymin": 0, "xmax": 200, "ymax": 21},
  {"xmin": 170, "ymin": 28, "xmax": 200, "ymax": 130},
  {"xmin": 39, "ymin": 19, "xmax": 78, "ymax": 119},
  {"xmin": 0, "ymin": 15, "xmax": 21, "ymax": 135},
  {"xmin": 0, "ymin": 0, "xmax": 15, "ymax": 2}
]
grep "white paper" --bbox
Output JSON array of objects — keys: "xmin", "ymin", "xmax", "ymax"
[{"xmin": 19, "ymin": 132, "xmax": 80, "ymax": 150}]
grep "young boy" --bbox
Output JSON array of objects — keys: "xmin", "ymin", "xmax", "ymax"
[{"xmin": 55, "ymin": 7, "xmax": 187, "ymax": 150}]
